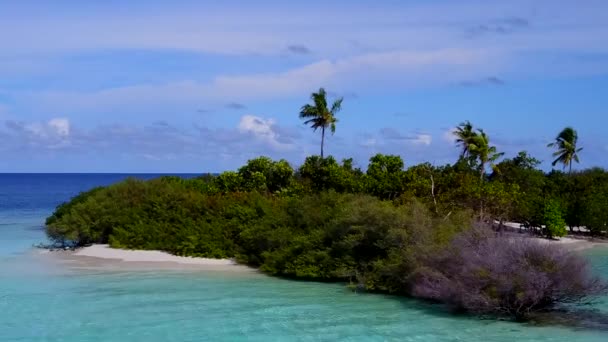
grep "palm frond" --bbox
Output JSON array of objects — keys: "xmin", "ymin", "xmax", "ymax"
[
  {"xmin": 312, "ymin": 88, "xmax": 328, "ymax": 114},
  {"xmin": 548, "ymin": 127, "xmax": 582, "ymax": 172},
  {"xmin": 330, "ymin": 98, "xmax": 343, "ymax": 115},
  {"xmin": 299, "ymin": 105, "xmax": 320, "ymax": 118}
]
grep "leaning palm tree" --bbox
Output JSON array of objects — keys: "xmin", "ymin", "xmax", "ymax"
[
  {"xmin": 469, "ymin": 129, "xmax": 504, "ymax": 181},
  {"xmin": 453, "ymin": 121, "xmax": 477, "ymax": 158},
  {"xmin": 547, "ymin": 127, "xmax": 582, "ymax": 174},
  {"xmin": 299, "ymin": 88, "xmax": 343, "ymax": 158}
]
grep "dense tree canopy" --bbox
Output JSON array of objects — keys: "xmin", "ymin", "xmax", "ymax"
[
  {"xmin": 44, "ymin": 153, "xmax": 608, "ymax": 320},
  {"xmin": 45, "ymin": 119, "xmax": 608, "ymax": 321}
]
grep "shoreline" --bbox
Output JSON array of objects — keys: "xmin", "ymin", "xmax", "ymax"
[
  {"xmin": 41, "ymin": 235, "xmax": 607, "ymax": 273},
  {"xmin": 532, "ymin": 236, "xmax": 608, "ymax": 252},
  {"xmin": 44, "ymin": 244, "xmax": 256, "ymax": 272},
  {"xmin": 73, "ymin": 244, "xmax": 237, "ymax": 265},
  {"xmin": 500, "ymin": 221, "xmax": 608, "ymax": 252}
]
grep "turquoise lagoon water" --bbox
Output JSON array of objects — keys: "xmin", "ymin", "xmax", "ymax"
[{"xmin": 1, "ymin": 174, "xmax": 608, "ymax": 341}]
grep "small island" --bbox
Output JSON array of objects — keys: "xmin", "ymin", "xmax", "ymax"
[{"xmin": 46, "ymin": 89, "xmax": 608, "ymax": 322}]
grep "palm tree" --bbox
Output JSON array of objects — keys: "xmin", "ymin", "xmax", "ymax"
[
  {"xmin": 299, "ymin": 88, "xmax": 343, "ymax": 158},
  {"xmin": 453, "ymin": 121, "xmax": 476, "ymax": 158},
  {"xmin": 469, "ymin": 129, "xmax": 504, "ymax": 181},
  {"xmin": 547, "ymin": 127, "xmax": 582, "ymax": 174}
]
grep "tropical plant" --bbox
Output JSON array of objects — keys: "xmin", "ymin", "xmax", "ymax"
[
  {"xmin": 46, "ymin": 153, "xmax": 608, "ymax": 321},
  {"xmin": 238, "ymin": 156, "xmax": 294, "ymax": 193},
  {"xmin": 543, "ymin": 199, "xmax": 567, "ymax": 238},
  {"xmin": 297, "ymin": 155, "xmax": 362, "ymax": 193},
  {"xmin": 365, "ymin": 154, "xmax": 405, "ymax": 199},
  {"xmin": 299, "ymin": 88, "xmax": 343, "ymax": 158},
  {"xmin": 453, "ymin": 120, "xmax": 477, "ymax": 159},
  {"xmin": 547, "ymin": 127, "xmax": 583, "ymax": 174},
  {"xmin": 492, "ymin": 151, "xmax": 545, "ymax": 227},
  {"xmin": 468, "ymin": 129, "xmax": 504, "ymax": 180}
]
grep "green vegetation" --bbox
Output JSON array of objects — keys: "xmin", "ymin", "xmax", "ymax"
[
  {"xmin": 543, "ymin": 199, "xmax": 567, "ymax": 238},
  {"xmin": 45, "ymin": 151, "xmax": 608, "ymax": 320},
  {"xmin": 299, "ymin": 87, "xmax": 343, "ymax": 158},
  {"xmin": 548, "ymin": 126, "xmax": 583, "ymax": 174},
  {"xmin": 44, "ymin": 90, "xmax": 608, "ymax": 320}
]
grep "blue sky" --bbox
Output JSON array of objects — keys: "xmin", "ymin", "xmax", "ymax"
[{"xmin": 0, "ymin": 0, "xmax": 607, "ymax": 172}]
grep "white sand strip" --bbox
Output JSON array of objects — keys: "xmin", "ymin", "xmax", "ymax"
[
  {"xmin": 532, "ymin": 237, "xmax": 605, "ymax": 251},
  {"xmin": 73, "ymin": 244, "xmax": 238, "ymax": 265}
]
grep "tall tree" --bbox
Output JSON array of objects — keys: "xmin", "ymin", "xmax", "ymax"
[
  {"xmin": 299, "ymin": 88, "xmax": 343, "ymax": 158},
  {"xmin": 469, "ymin": 129, "xmax": 504, "ymax": 181},
  {"xmin": 453, "ymin": 121, "xmax": 476, "ymax": 158},
  {"xmin": 547, "ymin": 127, "xmax": 583, "ymax": 174}
]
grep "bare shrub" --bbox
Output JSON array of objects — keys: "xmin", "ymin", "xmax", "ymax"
[{"xmin": 411, "ymin": 228, "xmax": 607, "ymax": 320}]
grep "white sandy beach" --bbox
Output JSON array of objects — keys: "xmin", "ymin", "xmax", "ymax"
[
  {"xmin": 43, "ymin": 244, "xmax": 256, "ymax": 272},
  {"xmin": 73, "ymin": 244, "xmax": 237, "ymax": 265},
  {"xmin": 499, "ymin": 221, "xmax": 608, "ymax": 251},
  {"xmin": 532, "ymin": 236, "xmax": 606, "ymax": 251},
  {"xmin": 45, "ymin": 235, "xmax": 606, "ymax": 273}
]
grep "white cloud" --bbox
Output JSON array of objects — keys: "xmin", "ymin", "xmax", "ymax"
[
  {"xmin": 379, "ymin": 127, "xmax": 433, "ymax": 146},
  {"xmin": 238, "ymin": 115, "xmax": 274, "ymax": 136},
  {"xmin": 1, "ymin": 117, "xmax": 71, "ymax": 150},
  {"xmin": 2, "ymin": 1, "xmax": 608, "ymax": 58},
  {"xmin": 360, "ymin": 138, "xmax": 377, "ymax": 148},
  {"xmin": 48, "ymin": 118, "xmax": 70, "ymax": 137},
  {"xmin": 20, "ymin": 117, "xmax": 70, "ymax": 139},
  {"xmin": 23, "ymin": 47, "xmax": 496, "ymax": 114},
  {"xmin": 442, "ymin": 128, "xmax": 458, "ymax": 144},
  {"xmin": 345, "ymin": 128, "xmax": 461, "ymax": 168},
  {"xmin": 3, "ymin": 2, "xmax": 607, "ymax": 115},
  {"xmin": 212, "ymin": 48, "xmax": 493, "ymax": 97},
  {"xmin": 411, "ymin": 133, "xmax": 432, "ymax": 146},
  {"xmin": 238, "ymin": 115, "xmax": 294, "ymax": 150},
  {"xmin": 1, "ymin": 115, "xmax": 299, "ymax": 160}
]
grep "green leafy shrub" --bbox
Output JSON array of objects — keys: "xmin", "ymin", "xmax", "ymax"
[
  {"xmin": 45, "ymin": 154, "xmax": 608, "ymax": 321},
  {"xmin": 544, "ymin": 199, "xmax": 567, "ymax": 238}
]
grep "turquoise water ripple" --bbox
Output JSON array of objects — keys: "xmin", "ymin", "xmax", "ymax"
[
  {"xmin": 2, "ymin": 245, "xmax": 607, "ymax": 341},
  {"xmin": 1, "ymin": 174, "xmax": 607, "ymax": 341}
]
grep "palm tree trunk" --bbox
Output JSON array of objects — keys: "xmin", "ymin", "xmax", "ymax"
[
  {"xmin": 569, "ymin": 162, "xmax": 572, "ymax": 175},
  {"xmin": 321, "ymin": 126, "xmax": 325, "ymax": 158}
]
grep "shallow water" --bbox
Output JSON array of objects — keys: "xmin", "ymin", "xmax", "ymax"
[{"xmin": 1, "ymin": 174, "xmax": 607, "ymax": 341}]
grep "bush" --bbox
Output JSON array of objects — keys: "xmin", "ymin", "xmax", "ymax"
[
  {"xmin": 411, "ymin": 228, "xmax": 606, "ymax": 319},
  {"xmin": 45, "ymin": 156, "xmax": 608, "ymax": 322},
  {"xmin": 544, "ymin": 199, "xmax": 567, "ymax": 238},
  {"xmin": 582, "ymin": 189, "xmax": 608, "ymax": 235},
  {"xmin": 240, "ymin": 193, "xmax": 418, "ymax": 280},
  {"xmin": 46, "ymin": 181, "xmax": 469, "ymax": 286},
  {"xmin": 297, "ymin": 156, "xmax": 363, "ymax": 193},
  {"xmin": 238, "ymin": 156, "xmax": 294, "ymax": 193}
]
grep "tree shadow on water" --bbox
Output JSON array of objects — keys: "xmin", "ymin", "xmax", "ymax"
[
  {"xmin": 528, "ymin": 307, "xmax": 608, "ymax": 332},
  {"xmin": 389, "ymin": 294, "xmax": 608, "ymax": 333}
]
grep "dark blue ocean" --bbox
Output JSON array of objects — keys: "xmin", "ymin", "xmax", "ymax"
[{"xmin": 1, "ymin": 174, "xmax": 607, "ymax": 341}]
